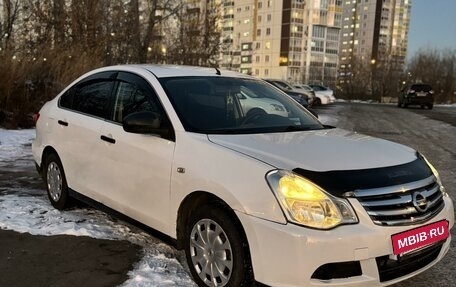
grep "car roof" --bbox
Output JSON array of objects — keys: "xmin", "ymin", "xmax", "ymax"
[{"xmin": 95, "ymin": 64, "xmax": 254, "ymax": 79}]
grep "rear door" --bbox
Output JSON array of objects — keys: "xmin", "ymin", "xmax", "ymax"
[
  {"xmin": 54, "ymin": 72, "xmax": 116, "ymax": 197},
  {"xmin": 96, "ymin": 72, "xmax": 176, "ymax": 233}
]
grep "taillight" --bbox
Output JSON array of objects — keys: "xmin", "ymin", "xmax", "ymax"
[
  {"xmin": 429, "ymin": 90, "xmax": 434, "ymax": 94},
  {"xmin": 33, "ymin": 113, "xmax": 40, "ymax": 125},
  {"xmin": 409, "ymin": 89, "xmax": 415, "ymax": 94}
]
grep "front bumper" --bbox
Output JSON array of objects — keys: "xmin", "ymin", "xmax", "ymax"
[{"xmin": 237, "ymin": 195, "xmax": 453, "ymax": 286}]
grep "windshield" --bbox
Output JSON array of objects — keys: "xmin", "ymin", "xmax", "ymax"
[
  {"xmin": 411, "ymin": 84, "xmax": 432, "ymax": 92},
  {"xmin": 159, "ymin": 77, "xmax": 324, "ymax": 134},
  {"xmin": 310, "ymin": 85, "xmax": 327, "ymax": 91},
  {"xmin": 272, "ymin": 80, "xmax": 293, "ymax": 90}
]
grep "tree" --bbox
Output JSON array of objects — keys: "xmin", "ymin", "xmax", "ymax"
[
  {"xmin": 408, "ymin": 48, "xmax": 456, "ymax": 103},
  {"xmin": 166, "ymin": 0, "xmax": 222, "ymax": 66}
]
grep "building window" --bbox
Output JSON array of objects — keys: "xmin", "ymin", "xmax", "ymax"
[
  {"xmin": 243, "ymin": 31, "xmax": 250, "ymax": 37},
  {"xmin": 265, "ymin": 41, "xmax": 271, "ymax": 49},
  {"xmin": 267, "ymin": 14, "xmax": 272, "ymax": 21},
  {"xmin": 255, "ymin": 69, "xmax": 259, "ymax": 75},
  {"xmin": 312, "ymin": 25, "xmax": 325, "ymax": 38},
  {"xmin": 242, "ymin": 43, "xmax": 252, "ymax": 51},
  {"xmin": 237, "ymin": 7, "xmax": 241, "ymax": 12},
  {"xmin": 258, "ymin": 15, "xmax": 262, "ymax": 22},
  {"xmin": 255, "ymin": 42, "xmax": 261, "ymax": 49},
  {"xmin": 257, "ymin": 29, "xmax": 261, "ymax": 36},
  {"xmin": 265, "ymin": 55, "xmax": 270, "ymax": 62},
  {"xmin": 256, "ymin": 56, "xmax": 260, "ymax": 62},
  {"xmin": 266, "ymin": 28, "xmax": 271, "ymax": 35},
  {"xmin": 244, "ymin": 19, "xmax": 250, "ymax": 24},
  {"xmin": 264, "ymin": 69, "xmax": 269, "ymax": 76},
  {"xmin": 241, "ymin": 56, "xmax": 252, "ymax": 63},
  {"xmin": 258, "ymin": 2, "xmax": 262, "ymax": 8},
  {"xmin": 245, "ymin": 5, "xmax": 250, "ymax": 11}
]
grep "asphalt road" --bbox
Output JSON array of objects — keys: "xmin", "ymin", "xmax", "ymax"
[{"xmin": 1, "ymin": 102, "xmax": 455, "ymax": 286}]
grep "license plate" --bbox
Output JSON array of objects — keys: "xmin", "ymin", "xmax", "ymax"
[
  {"xmin": 417, "ymin": 92, "xmax": 427, "ymax": 97},
  {"xmin": 391, "ymin": 220, "xmax": 449, "ymax": 255}
]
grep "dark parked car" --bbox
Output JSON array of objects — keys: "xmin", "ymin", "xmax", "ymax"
[
  {"xmin": 398, "ymin": 84, "xmax": 434, "ymax": 109},
  {"xmin": 263, "ymin": 79, "xmax": 309, "ymax": 108}
]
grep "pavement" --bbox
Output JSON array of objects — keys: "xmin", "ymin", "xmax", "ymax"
[{"xmin": 0, "ymin": 230, "xmax": 141, "ymax": 287}]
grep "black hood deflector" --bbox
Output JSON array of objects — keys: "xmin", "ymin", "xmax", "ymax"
[{"xmin": 293, "ymin": 156, "xmax": 433, "ymax": 197}]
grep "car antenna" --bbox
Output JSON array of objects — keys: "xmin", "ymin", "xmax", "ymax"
[{"xmin": 215, "ymin": 67, "xmax": 221, "ymax": 75}]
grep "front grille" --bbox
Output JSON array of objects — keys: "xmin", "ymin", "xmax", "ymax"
[
  {"xmin": 376, "ymin": 241, "xmax": 443, "ymax": 282},
  {"xmin": 349, "ymin": 175, "xmax": 444, "ymax": 226}
]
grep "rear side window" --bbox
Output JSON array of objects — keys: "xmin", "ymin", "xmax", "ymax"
[
  {"xmin": 58, "ymin": 71, "xmax": 116, "ymax": 119},
  {"xmin": 72, "ymin": 81, "xmax": 113, "ymax": 118}
]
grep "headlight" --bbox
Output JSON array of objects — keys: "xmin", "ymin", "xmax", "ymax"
[
  {"xmin": 266, "ymin": 170, "xmax": 358, "ymax": 229},
  {"xmin": 423, "ymin": 155, "xmax": 446, "ymax": 194},
  {"xmin": 270, "ymin": 103, "xmax": 285, "ymax": 111}
]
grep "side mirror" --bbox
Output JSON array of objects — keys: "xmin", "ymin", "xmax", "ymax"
[{"xmin": 123, "ymin": 111, "xmax": 164, "ymax": 135}]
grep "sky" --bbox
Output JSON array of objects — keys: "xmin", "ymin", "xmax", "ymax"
[{"xmin": 407, "ymin": 0, "xmax": 456, "ymax": 59}]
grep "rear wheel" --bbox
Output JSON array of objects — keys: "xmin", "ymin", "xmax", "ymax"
[
  {"xmin": 44, "ymin": 153, "xmax": 71, "ymax": 210},
  {"xmin": 185, "ymin": 205, "xmax": 253, "ymax": 287},
  {"xmin": 428, "ymin": 104, "xmax": 433, "ymax": 110}
]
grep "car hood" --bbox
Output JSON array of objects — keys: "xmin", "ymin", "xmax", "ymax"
[{"xmin": 208, "ymin": 128, "xmax": 417, "ymax": 172}]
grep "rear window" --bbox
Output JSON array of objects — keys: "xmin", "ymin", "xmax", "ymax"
[{"xmin": 411, "ymin": 84, "xmax": 432, "ymax": 92}]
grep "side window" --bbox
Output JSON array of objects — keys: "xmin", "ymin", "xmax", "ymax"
[
  {"xmin": 113, "ymin": 81, "xmax": 158, "ymax": 123},
  {"xmin": 59, "ymin": 88, "xmax": 74, "ymax": 109},
  {"xmin": 72, "ymin": 81, "xmax": 113, "ymax": 118},
  {"xmin": 111, "ymin": 73, "xmax": 165, "ymax": 124}
]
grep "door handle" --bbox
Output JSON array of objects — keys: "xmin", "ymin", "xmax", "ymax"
[
  {"xmin": 100, "ymin": 135, "xmax": 116, "ymax": 144},
  {"xmin": 58, "ymin": 120, "xmax": 68, "ymax": 126}
]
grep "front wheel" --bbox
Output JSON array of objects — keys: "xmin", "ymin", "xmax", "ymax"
[
  {"xmin": 44, "ymin": 153, "xmax": 71, "ymax": 210},
  {"xmin": 185, "ymin": 205, "xmax": 253, "ymax": 287}
]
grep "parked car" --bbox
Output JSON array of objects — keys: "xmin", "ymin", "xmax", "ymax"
[
  {"xmin": 292, "ymin": 83, "xmax": 318, "ymax": 106},
  {"xmin": 309, "ymin": 84, "xmax": 336, "ymax": 105},
  {"xmin": 263, "ymin": 79, "xmax": 310, "ymax": 107},
  {"xmin": 33, "ymin": 65, "xmax": 453, "ymax": 287},
  {"xmin": 398, "ymin": 84, "xmax": 434, "ymax": 109},
  {"xmin": 237, "ymin": 86, "xmax": 288, "ymax": 117}
]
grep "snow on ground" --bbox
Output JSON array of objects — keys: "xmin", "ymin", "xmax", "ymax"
[
  {"xmin": 0, "ymin": 129, "xmax": 195, "ymax": 287},
  {"xmin": 0, "ymin": 129, "xmax": 35, "ymax": 165}
]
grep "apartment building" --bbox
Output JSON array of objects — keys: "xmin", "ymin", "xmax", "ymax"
[
  {"xmin": 221, "ymin": 0, "xmax": 342, "ymax": 86},
  {"xmin": 338, "ymin": 0, "xmax": 411, "ymax": 83}
]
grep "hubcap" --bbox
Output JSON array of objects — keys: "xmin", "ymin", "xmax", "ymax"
[
  {"xmin": 190, "ymin": 219, "xmax": 233, "ymax": 287},
  {"xmin": 47, "ymin": 162, "xmax": 62, "ymax": 202}
]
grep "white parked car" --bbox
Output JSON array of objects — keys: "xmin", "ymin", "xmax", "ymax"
[
  {"xmin": 309, "ymin": 84, "xmax": 336, "ymax": 105},
  {"xmin": 237, "ymin": 86, "xmax": 288, "ymax": 117},
  {"xmin": 33, "ymin": 65, "xmax": 453, "ymax": 287}
]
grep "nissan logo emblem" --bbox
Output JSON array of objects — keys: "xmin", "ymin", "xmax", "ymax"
[{"xmin": 413, "ymin": 191, "xmax": 429, "ymax": 213}]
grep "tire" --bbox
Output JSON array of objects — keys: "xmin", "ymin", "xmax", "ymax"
[
  {"xmin": 428, "ymin": 104, "xmax": 433, "ymax": 110},
  {"xmin": 43, "ymin": 153, "xmax": 71, "ymax": 210},
  {"xmin": 185, "ymin": 204, "xmax": 253, "ymax": 287},
  {"xmin": 314, "ymin": 98, "xmax": 321, "ymax": 106},
  {"xmin": 397, "ymin": 101, "xmax": 401, "ymax": 107}
]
